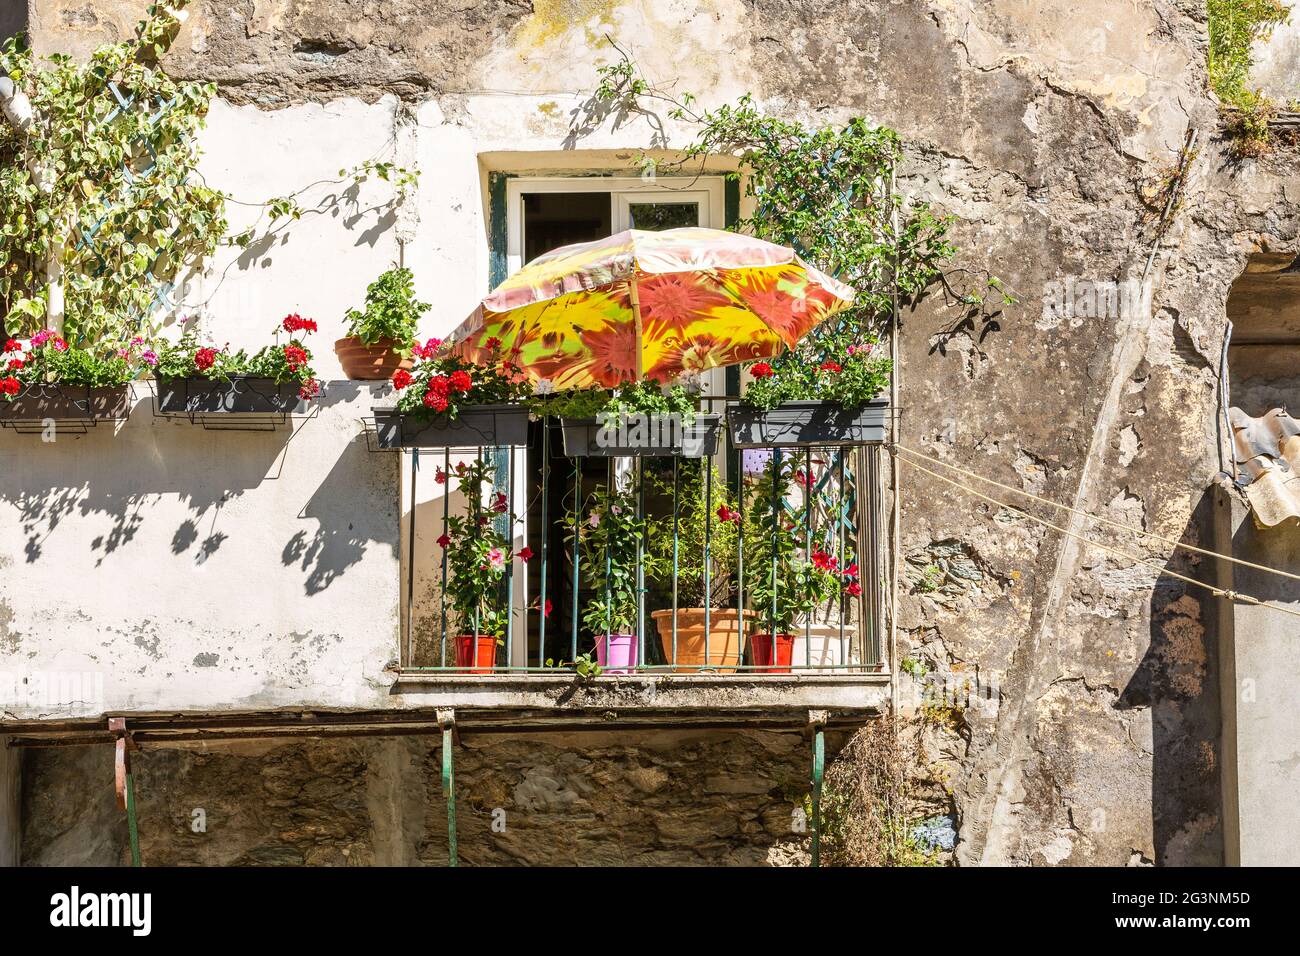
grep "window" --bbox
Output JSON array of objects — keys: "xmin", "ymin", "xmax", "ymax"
[{"xmin": 506, "ymin": 176, "xmax": 726, "ymax": 271}]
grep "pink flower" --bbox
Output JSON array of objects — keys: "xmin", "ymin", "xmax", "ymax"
[
  {"xmin": 588, "ymin": 511, "xmax": 601, "ymax": 528},
  {"xmin": 141, "ymin": 350, "xmax": 158, "ymax": 367},
  {"xmin": 31, "ymin": 329, "xmax": 51, "ymax": 347},
  {"xmin": 487, "ymin": 547, "xmax": 506, "ymax": 571},
  {"xmin": 51, "ymin": 337, "xmax": 68, "ymax": 352}
]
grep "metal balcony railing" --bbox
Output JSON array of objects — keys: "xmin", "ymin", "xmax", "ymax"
[{"xmin": 396, "ymin": 396, "xmax": 888, "ymax": 677}]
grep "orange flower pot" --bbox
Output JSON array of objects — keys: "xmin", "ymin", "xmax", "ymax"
[
  {"xmin": 651, "ymin": 608, "xmax": 754, "ymax": 673},
  {"xmin": 334, "ymin": 336, "xmax": 411, "ymax": 380},
  {"xmin": 454, "ymin": 634, "xmax": 498, "ymax": 673}
]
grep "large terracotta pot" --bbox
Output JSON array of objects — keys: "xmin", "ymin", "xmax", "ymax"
[
  {"xmin": 334, "ymin": 336, "xmax": 411, "ymax": 380},
  {"xmin": 454, "ymin": 634, "xmax": 498, "ymax": 673},
  {"xmin": 651, "ymin": 608, "xmax": 755, "ymax": 673}
]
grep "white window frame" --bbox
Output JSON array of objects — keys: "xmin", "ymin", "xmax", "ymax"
[{"xmin": 505, "ymin": 176, "xmax": 726, "ymax": 275}]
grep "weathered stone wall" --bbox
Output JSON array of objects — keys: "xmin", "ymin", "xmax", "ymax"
[
  {"xmin": 10, "ymin": 0, "xmax": 1300, "ymax": 865},
  {"xmin": 20, "ymin": 729, "xmax": 829, "ymax": 866}
]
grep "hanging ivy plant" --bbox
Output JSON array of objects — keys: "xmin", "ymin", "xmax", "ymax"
[
  {"xmin": 585, "ymin": 46, "xmax": 1013, "ymax": 402},
  {"xmin": 0, "ymin": 2, "xmax": 225, "ymax": 346},
  {"xmin": 0, "ymin": 1, "xmax": 419, "ymax": 353}
]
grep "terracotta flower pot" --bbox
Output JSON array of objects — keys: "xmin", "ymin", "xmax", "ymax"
[
  {"xmin": 334, "ymin": 335, "xmax": 411, "ymax": 380},
  {"xmin": 651, "ymin": 608, "xmax": 755, "ymax": 673},
  {"xmin": 454, "ymin": 634, "xmax": 498, "ymax": 673},
  {"xmin": 749, "ymin": 632, "xmax": 795, "ymax": 674}
]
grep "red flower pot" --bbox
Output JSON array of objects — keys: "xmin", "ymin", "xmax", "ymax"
[
  {"xmin": 749, "ymin": 632, "xmax": 795, "ymax": 673},
  {"xmin": 334, "ymin": 336, "xmax": 412, "ymax": 380},
  {"xmin": 455, "ymin": 634, "xmax": 498, "ymax": 673}
]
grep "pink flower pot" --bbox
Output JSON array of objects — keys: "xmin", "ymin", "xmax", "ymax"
[{"xmin": 594, "ymin": 633, "xmax": 638, "ymax": 674}]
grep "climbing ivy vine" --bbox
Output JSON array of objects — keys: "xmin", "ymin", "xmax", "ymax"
[
  {"xmin": 587, "ymin": 47, "xmax": 1010, "ymax": 375},
  {"xmin": 0, "ymin": 1, "xmax": 416, "ymax": 349}
]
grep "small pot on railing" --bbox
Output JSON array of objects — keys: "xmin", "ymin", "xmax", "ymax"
[
  {"xmin": 335, "ymin": 336, "xmax": 412, "ymax": 380},
  {"xmin": 594, "ymin": 633, "xmax": 638, "ymax": 674},
  {"xmin": 749, "ymin": 632, "xmax": 795, "ymax": 674},
  {"xmin": 650, "ymin": 608, "xmax": 754, "ymax": 673},
  {"xmin": 454, "ymin": 634, "xmax": 498, "ymax": 673}
]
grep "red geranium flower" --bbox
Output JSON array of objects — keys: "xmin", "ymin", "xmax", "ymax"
[
  {"xmin": 819, "ymin": 361, "xmax": 842, "ymax": 374},
  {"xmin": 427, "ymin": 375, "xmax": 450, "ymax": 396},
  {"xmin": 3, "ymin": 338, "xmax": 21, "ymax": 354},
  {"xmin": 516, "ymin": 546, "xmax": 534, "ymax": 561},
  {"xmin": 282, "ymin": 313, "xmax": 317, "ymax": 334},
  {"xmin": 423, "ymin": 390, "xmax": 448, "ymax": 411},
  {"xmin": 283, "ymin": 345, "xmax": 309, "ymax": 370},
  {"xmin": 7, "ymin": 359, "xmax": 23, "ymax": 371},
  {"xmin": 750, "ymin": 362, "xmax": 773, "ymax": 379},
  {"xmin": 0, "ymin": 376, "xmax": 20, "ymax": 396},
  {"xmin": 194, "ymin": 347, "xmax": 218, "ymax": 371},
  {"xmin": 392, "ymin": 368, "xmax": 413, "ymax": 390},
  {"xmin": 298, "ymin": 378, "xmax": 320, "ymax": 400},
  {"xmin": 448, "ymin": 370, "xmax": 472, "ymax": 393}
]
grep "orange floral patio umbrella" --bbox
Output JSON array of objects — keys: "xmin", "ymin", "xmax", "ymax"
[{"xmin": 446, "ymin": 227, "xmax": 855, "ymax": 390}]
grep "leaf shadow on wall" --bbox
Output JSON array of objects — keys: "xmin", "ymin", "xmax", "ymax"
[
  {"xmin": 282, "ymin": 418, "xmax": 399, "ymax": 595},
  {"xmin": 1, "ymin": 393, "xmax": 288, "ymax": 568}
]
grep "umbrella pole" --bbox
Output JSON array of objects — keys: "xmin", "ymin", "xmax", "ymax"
[{"xmin": 628, "ymin": 279, "xmax": 644, "ymax": 381}]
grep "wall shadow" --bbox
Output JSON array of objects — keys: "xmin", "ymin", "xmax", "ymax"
[{"xmin": 1117, "ymin": 486, "xmax": 1223, "ymax": 865}]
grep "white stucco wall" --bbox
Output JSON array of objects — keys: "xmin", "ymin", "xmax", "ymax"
[{"xmin": 0, "ymin": 384, "xmax": 400, "ymax": 720}]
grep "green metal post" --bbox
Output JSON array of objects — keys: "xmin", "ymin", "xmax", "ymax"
[
  {"xmin": 539, "ymin": 421, "xmax": 550, "ymax": 666},
  {"xmin": 125, "ymin": 770, "xmax": 141, "ymax": 868},
  {"xmin": 811, "ymin": 726, "xmax": 824, "ymax": 868},
  {"xmin": 442, "ymin": 727, "xmax": 458, "ymax": 867}
]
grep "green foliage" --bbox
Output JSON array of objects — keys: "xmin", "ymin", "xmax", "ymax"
[
  {"xmin": 530, "ymin": 379, "xmax": 697, "ymax": 424},
  {"xmin": 588, "ymin": 52, "xmax": 1011, "ymax": 407},
  {"xmin": 344, "ymin": 267, "xmax": 429, "ymax": 348},
  {"xmin": 563, "ymin": 480, "xmax": 645, "ymax": 636},
  {"xmin": 742, "ymin": 336, "xmax": 892, "ymax": 410},
  {"xmin": 1, "ymin": 330, "xmax": 144, "ymax": 396},
  {"xmin": 441, "ymin": 458, "xmax": 520, "ymax": 641},
  {"xmin": 1208, "ymin": 0, "xmax": 1291, "ymax": 156},
  {"xmin": 1209, "ymin": 0, "xmax": 1290, "ymax": 106},
  {"xmin": 393, "ymin": 341, "xmax": 531, "ymax": 418},
  {"xmin": 153, "ymin": 318, "xmax": 319, "ymax": 396},
  {"xmin": 744, "ymin": 457, "xmax": 845, "ymax": 633},
  {"xmin": 644, "ymin": 462, "xmax": 739, "ymax": 609},
  {"xmin": 0, "ymin": 2, "xmax": 227, "ymax": 344}
]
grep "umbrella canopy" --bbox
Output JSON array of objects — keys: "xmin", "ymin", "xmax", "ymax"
[{"xmin": 447, "ymin": 227, "xmax": 854, "ymax": 390}]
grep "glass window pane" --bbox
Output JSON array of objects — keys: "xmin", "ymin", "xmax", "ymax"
[
  {"xmin": 628, "ymin": 202, "xmax": 699, "ymax": 231},
  {"xmin": 522, "ymin": 192, "xmax": 612, "ymax": 263}
]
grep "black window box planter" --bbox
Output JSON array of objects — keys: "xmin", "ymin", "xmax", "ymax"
[
  {"xmin": 373, "ymin": 403, "xmax": 530, "ymax": 449},
  {"xmin": 156, "ymin": 376, "xmax": 301, "ymax": 415},
  {"xmin": 558, "ymin": 413, "xmax": 722, "ymax": 458},
  {"xmin": 0, "ymin": 383, "xmax": 132, "ymax": 422},
  {"xmin": 727, "ymin": 398, "xmax": 890, "ymax": 447}
]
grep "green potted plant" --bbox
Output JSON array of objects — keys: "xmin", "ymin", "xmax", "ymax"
[
  {"xmin": 0, "ymin": 330, "xmax": 142, "ymax": 422},
  {"xmin": 644, "ymin": 462, "xmax": 750, "ymax": 671},
  {"xmin": 729, "ymin": 333, "xmax": 892, "ymax": 447},
  {"xmin": 337, "ymin": 267, "xmax": 429, "ymax": 380},
  {"xmin": 439, "ymin": 458, "xmax": 529, "ymax": 672},
  {"xmin": 376, "ymin": 337, "xmax": 531, "ymax": 447},
  {"xmin": 535, "ymin": 380, "xmax": 721, "ymax": 458},
  {"xmin": 563, "ymin": 480, "xmax": 646, "ymax": 673},
  {"xmin": 744, "ymin": 457, "xmax": 851, "ymax": 671},
  {"xmin": 153, "ymin": 315, "xmax": 320, "ymax": 414}
]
